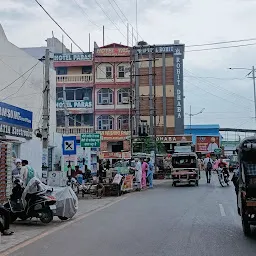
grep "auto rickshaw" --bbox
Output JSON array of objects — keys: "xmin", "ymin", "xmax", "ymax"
[
  {"xmin": 171, "ymin": 152, "xmax": 200, "ymax": 187},
  {"xmin": 236, "ymin": 137, "xmax": 256, "ymax": 236}
]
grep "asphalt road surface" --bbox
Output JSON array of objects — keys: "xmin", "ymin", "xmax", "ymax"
[{"xmin": 7, "ymin": 174, "xmax": 256, "ymax": 256}]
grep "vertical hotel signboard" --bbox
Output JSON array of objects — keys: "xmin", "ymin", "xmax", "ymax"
[{"xmin": 134, "ymin": 44, "xmax": 185, "ymax": 134}]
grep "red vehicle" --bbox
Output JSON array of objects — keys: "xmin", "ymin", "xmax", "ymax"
[{"xmin": 171, "ymin": 153, "xmax": 199, "ymax": 187}]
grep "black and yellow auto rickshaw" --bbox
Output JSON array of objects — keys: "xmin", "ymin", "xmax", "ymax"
[{"xmin": 236, "ymin": 137, "xmax": 256, "ymax": 236}]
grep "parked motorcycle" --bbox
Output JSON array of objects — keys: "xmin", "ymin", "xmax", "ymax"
[
  {"xmin": 4, "ymin": 178, "xmax": 56, "ymax": 224},
  {"xmin": 217, "ymin": 167, "xmax": 229, "ymax": 187}
]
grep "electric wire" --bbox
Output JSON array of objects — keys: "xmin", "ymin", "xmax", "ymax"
[{"xmin": 0, "ymin": 60, "xmax": 39, "ymax": 93}]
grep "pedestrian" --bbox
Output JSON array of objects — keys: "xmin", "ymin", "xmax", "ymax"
[
  {"xmin": 0, "ymin": 204, "xmax": 14, "ymax": 236},
  {"xmin": 141, "ymin": 158, "xmax": 148, "ymax": 189},
  {"xmin": 203, "ymin": 154, "xmax": 213, "ymax": 183},
  {"xmin": 12, "ymin": 159, "xmax": 22, "ymax": 181},
  {"xmin": 147, "ymin": 157, "xmax": 154, "ymax": 188},
  {"xmin": 20, "ymin": 160, "xmax": 35, "ymax": 186},
  {"xmin": 231, "ymin": 168, "xmax": 239, "ymax": 204},
  {"xmin": 74, "ymin": 165, "xmax": 83, "ymax": 184},
  {"xmin": 134, "ymin": 158, "xmax": 142, "ymax": 191}
]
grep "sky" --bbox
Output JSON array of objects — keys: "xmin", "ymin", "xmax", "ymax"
[{"xmin": 1, "ymin": 0, "xmax": 256, "ymax": 135}]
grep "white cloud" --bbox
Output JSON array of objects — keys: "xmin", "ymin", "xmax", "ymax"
[{"xmin": 1, "ymin": 0, "xmax": 256, "ymax": 130}]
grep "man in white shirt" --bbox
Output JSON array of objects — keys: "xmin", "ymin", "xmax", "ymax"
[
  {"xmin": 207, "ymin": 137, "xmax": 219, "ymax": 152},
  {"xmin": 20, "ymin": 160, "xmax": 29, "ymax": 186},
  {"xmin": 134, "ymin": 158, "xmax": 142, "ymax": 191}
]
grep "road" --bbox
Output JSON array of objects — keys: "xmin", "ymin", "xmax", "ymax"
[{"xmin": 6, "ymin": 174, "xmax": 256, "ymax": 256}]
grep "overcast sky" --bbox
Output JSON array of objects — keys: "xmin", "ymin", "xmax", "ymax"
[{"xmin": 1, "ymin": 0, "xmax": 256, "ymax": 135}]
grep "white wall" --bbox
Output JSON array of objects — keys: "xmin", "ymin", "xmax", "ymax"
[{"xmin": 0, "ymin": 25, "xmax": 57, "ymax": 177}]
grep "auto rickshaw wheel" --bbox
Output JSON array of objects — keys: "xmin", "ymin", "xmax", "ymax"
[
  {"xmin": 242, "ymin": 214, "xmax": 251, "ymax": 236},
  {"xmin": 173, "ymin": 182, "xmax": 177, "ymax": 187},
  {"xmin": 195, "ymin": 180, "xmax": 199, "ymax": 186}
]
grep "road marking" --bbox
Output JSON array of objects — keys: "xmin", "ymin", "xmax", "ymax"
[
  {"xmin": 219, "ymin": 203, "xmax": 226, "ymax": 217},
  {"xmin": 1, "ymin": 196, "xmax": 127, "ymax": 256}
]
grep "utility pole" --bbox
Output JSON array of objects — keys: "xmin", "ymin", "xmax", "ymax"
[
  {"xmin": 190, "ymin": 105, "xmax": 192, "ymax": 134},
  {"xmin": 129, "ymin": 49, "xmax": 134, "ymax": 156},
  {"xmin": 252, "ymin": 66, "xmax": 256, "ymax": 119},
  {"xmin": 153, "ymin": 45, "xmax": 157, "ymax": 172},
  {"xmin": 63, "ymin": 85, "xmax": 69, "ymax": 131},
  {"xmin": 42, "ymin": 49, "xmax": 50, "ymax": 175}
]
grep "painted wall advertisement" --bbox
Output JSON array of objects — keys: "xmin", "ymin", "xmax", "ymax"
[
  {"xmin": 0, "ymin": 102, "xmax": 33, "ymax": 139},
  {"xmin": 196, "ymin": 136, "xmax": 220, "ymax": 152}
]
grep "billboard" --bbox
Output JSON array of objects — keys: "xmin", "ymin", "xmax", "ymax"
[
  {"xmin": 196, "ymin": 136, "xmax": 220, "ymax": 152},
  {"xmin": 0, "ymin": 102, "xmax": 33, "ymax": 139}
]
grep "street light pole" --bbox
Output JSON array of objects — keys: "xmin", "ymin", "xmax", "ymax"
[
  {"xmin": 229, "ymin": 66, "xmax": 256, "ymax": 119},
  {"xmin": 252, "ymin": 66, "xmax": 256, "ymax": 119},
  {"xmin": 185, "ymin": 106, "xmax": 205, "ymax": 134}
]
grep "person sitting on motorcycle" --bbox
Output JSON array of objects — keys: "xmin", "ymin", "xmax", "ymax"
[
  {"xmin": 0, "ymin": 204, "xmax": 14, "ymax": 236},
  {"xmin": 218, "ymin": 159, "xmax": 229, "ymax": 177}
]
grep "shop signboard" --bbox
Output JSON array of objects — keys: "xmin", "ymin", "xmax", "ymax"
[
  {"xmin": 121, "ymin": 175, "xmax": 134, "ymax": 191},
  {"xmin": 156, "ymin": 135, "xmax": 192, "ymax": 143},
  {"xmin": 214, "ymin": 148, "xmax": 222, "ymax": 155},
  {"xmin": 196, "ymin": 136, "xmax": 220, "ymax": 152},
  {"xmin": 56, "ymin": 99, "xmax": 92, "ymax": 109},
  {"xmin": 95, "ymin": 47, "xmax": 130, "ymax": 56},
  {"xmin": 221, "ymin": 141, "xmax": 239, "ymax": 151},
  {"xmin": 174, "ymin": 145, "xmax": 192, "ymax": 153},
  {"xmin": 80, "ymin": 133, "xmax": 101, "ymax": 148},
  {"xmin": 99, "ymin": 151, "xmax": 131, "ymax": 159},
  {"xmin": 54, "ymin": 52, "xmax": 92, "ymax": 61},
  {"xmin": 0, "ymin": 102, "xmax": 33, "ymax": 139},
  {"xmin": 98, "ymin": 130, "xmax": 130, "ymax": 141}
]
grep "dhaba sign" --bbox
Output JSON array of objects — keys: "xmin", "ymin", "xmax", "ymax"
[{"xmin": 156, "ymin": 135, "xmax": 192, "ymax": 143}]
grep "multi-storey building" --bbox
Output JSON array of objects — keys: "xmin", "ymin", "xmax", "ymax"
[
  {"xmin": 133, "ymin": 41, "xmax": 185, "ymax": 137},
  {"xmin": 54, "ymin": 51, "xmax": 94, "ymax": 134},
  {"xmin": 94, "ymin": 43, "xmax": 132, "ymax": 155}
]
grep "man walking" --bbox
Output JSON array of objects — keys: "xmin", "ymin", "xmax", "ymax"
[
  {"xmin": 134, "ymin": 158, "xmax": 142, "ymax": 191},
  {"xmin": 147, "ymin": 158, "xmax": 154, "ymax": 188},
  {"xmin": 203, "ymin": 154, "xmax": 213, "ymax": 183}
]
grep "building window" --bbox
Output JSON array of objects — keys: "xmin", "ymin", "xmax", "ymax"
[
  {"xmin": 56, "ymin": 111, "xmax": 65, "ymax": 127},
  {"xmin": 117, "ymin": 88, "xmax": 130, "ymax": 104},
  {"xmin": 106, "ymin": 66, "xmax": 112, "ymax": 79},
  {"xmin": 97, "ymin": 115, "xmax": 113, "ymax": 130},
  {"xmin": 56, "ymin": 67, "xmax": 67, "ymax": 75},
  {"xmin": 118, "ymin": 66, "xmax": 125, "ymax": 78},
  {"xmin": 118, "ymin": 115, "xmax": 129, "ymax": 130},
  {"xmin": 98, "ymin": 88, "xmax": 113, "ymax": 105},
  {"xmin": 56, "ymin": 87, "xmax": 63, "ymax": 99},
  {"xmin": 82, "ymin": 66, "xmax": 92, "ymax": 74},
  {"xmin": 75, "ymin": 88, "xmax": 92, "ymax": 101}
]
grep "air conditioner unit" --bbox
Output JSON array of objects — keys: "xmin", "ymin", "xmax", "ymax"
[
  {"xmin": 122, "ymin": 97, "xmax": 129, "ymax": 104},
  {"xmin": 102, "ymin": 99, "xmax": 109, "ymax": 104}
]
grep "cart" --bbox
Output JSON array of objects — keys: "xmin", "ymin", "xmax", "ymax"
[
  {"xmin": 236, "ymin": 137, "xmax": 256, "ymax": 236},
  {"xmin": 171, "ymin": 153, "xmax": 200, "ymax": 187}
]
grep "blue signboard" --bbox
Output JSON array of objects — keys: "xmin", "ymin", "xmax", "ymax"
[
  {"xmin": 62, "ymin": 136, "xmax": 77, "ymax": 155},
  {"xmin": 0, "ymin": 102, "xmax": 33, "ymax": 139}
]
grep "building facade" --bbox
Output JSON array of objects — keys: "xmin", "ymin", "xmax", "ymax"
[
  {"xmin": 54, "ymin": 52, "xmax": 94, "ymax": 135},
  {"xmin": 0, "ymin": 24, "xmax": 57, "ymax": 177},
  {"xmin": 94, "ymin": 44, "xmax": 132, "ymax": 154},
  {"xmin": 133, "ymin": 42, "xmax": 185, "ymax": 136}
]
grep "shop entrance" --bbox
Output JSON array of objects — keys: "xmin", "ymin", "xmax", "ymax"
[{"xmin": 111, "ymin": 141, "xmax": 123, "ymax": 152}]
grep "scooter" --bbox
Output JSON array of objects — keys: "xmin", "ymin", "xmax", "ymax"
[{"xmin": 4, "ymin": 178, "xmax": 57, "ymax": 224}]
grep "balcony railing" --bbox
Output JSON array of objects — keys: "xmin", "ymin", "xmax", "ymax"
[
  {"xmin": 56, "ymin": 126, "xmax": 94, "ymax": 135},
  {"xmin": 56, "ymin": 74, "xmax": 93, "ymax": 83}
]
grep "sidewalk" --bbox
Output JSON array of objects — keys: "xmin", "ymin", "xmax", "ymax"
[
  {"xmin": 0, "ymin": 179, "xmax": 169, "ymax": 253},
  {"xmin": 0, "ymin": 196, "xmax": 119, "ymax": 253}
]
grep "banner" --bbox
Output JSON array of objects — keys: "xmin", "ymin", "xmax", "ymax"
[
  {"xmin": 121, "ymin": 175, "xmax": 134, "ymax": 191},
  {"xmin": 196, "ymin": 136, "xmax": 220, "ymax": 152}
]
